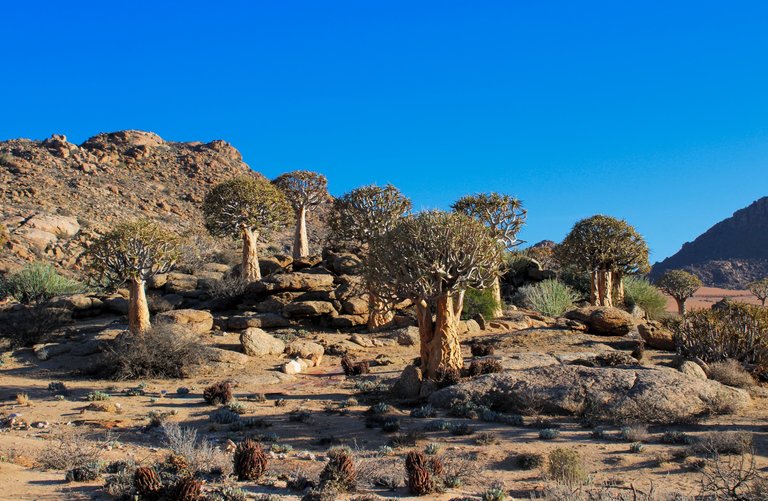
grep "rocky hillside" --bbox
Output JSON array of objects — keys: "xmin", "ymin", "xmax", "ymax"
[
  {"xmin": 650, "ymin": 196, "xmax": 768, "ymax": 288},
  {"xmin": 0, "ymin": 130, "xmax": 326, "ymax": 275}
]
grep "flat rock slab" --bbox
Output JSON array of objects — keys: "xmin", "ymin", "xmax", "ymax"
[{"xmin": 429, "ymin": 364, "xmax": 751, "ymax": 423}]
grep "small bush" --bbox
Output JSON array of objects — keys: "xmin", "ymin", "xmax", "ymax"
[
  {"xmin": 619, "ymin": 424, "xmax": 649, "ymax": 443},
  {"xmin": 661, "ymin": 430, "xmax": 692, "ymax": 445},
  {"xmin": 0, "ymin": 263, "xmax": 83, "ymax": 304},
  {"xmin": 517, "ymin": 452, "xmax": 544, "ymax": 470},
  {"xmin": 461, "ymin": 287, "xmax": 500, "ymax": 320},
  {"xmin": 695, "ymin": 431, "xmax": 753, "ymax": 455},
  {"xmin": 517, "ymin": 279, "xmax": 578, "ymax": 317},
  {"xmin": 539, "ymin": 428, "xmax": 560, "ymax": 440},
  {"xmin": 623, "ymin": 275, "xmax": 668, "ymax": 320},
  {"xmin": 708, "ymin": 359, "xmax": 756, "ymax": 388},
  {"xmin": 547, "ymin": 448, "xmax": 587, "ymax": 486},
  {"xmin": 38, "ymin": 429, "xmax": 105, "ymax": 471},
  {"xmin": 104, "ymin": 326, "xmax": 210, "ymax": 380}
]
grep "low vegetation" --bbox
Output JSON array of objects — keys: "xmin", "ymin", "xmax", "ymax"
[
  {"xmin": 516, "ymin": 279, "xmax": 578, "ymax": 317},
  {"xmin": 0, "ymin": 263, "xmax": 82, "ymax": 304},
  {"xmin": 623, "ymin": 275, "xmax": 668, "ymax": 320}
]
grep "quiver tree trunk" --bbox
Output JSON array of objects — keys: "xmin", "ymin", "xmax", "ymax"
[
  {"xmin": 242, "ymin": 227, "xmax": 261, "ymax": 282},
  {"xmin": 675, "ymin": 298, "xmax": 686, "ymax": 315},
  {"xmin": 612, "ymin": 272, "xmax": 624, "ymax": 306},
  {"xmin": 590, "ymin": 269, "xmax": 614, "ymax": 307},
  {"xmin": 293, "ymin": 206, "xmax": 309, "ymax": 260},
  {"xmin": 490, "ymin": 278, "xmax": 503, "ymax": 318},
  {"xmin": 415, "ymin": 294, "xmax": 464, "ymax": 379},
  {"xmin": 367, "ymin": 287, "xmax": 394, "ymax": 331},
  {"xmin": 128, "ymin": 277, "xmax": 151, "ymax": 334}
]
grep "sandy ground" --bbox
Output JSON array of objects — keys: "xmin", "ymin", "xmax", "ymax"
[
  {"xmin": 0, "ymin": 318, "xmax": 766, "ymax": 500},
  {"xmin": 664, "ymin": 287, "xmax": 762, "ymax": 313}
]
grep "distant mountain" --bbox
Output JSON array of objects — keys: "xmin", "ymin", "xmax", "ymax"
[{"xmin": 650, "ymin": 197, "xmax": 768, "ymax": 288}]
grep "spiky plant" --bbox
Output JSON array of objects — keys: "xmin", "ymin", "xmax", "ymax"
[
  {"xmin": 341, "ymin": 355, "xmax": 370, "ymax": 376},
  {"xmin": 407, "ymin": 463, "xmax": 433, "ymax": 495},
  {"xmin": 203, "ymin": 381, "xmax": 233, "ymax": 405},
  {"xmin": 171, "ymin": 476, "xmax": 202, "ymax": 501},
  {"xmin": 406, "ymin": 450, "xmax": 427, "ymax": 471},
  {"xmin": 233, "ymin": 438, "xmax": 267, "ymax": 481},
  {"xmin": 319, "ymin": 447, "xmax": 356, "ymax": 492},
  {"xmin": 427, "ymin": 456, "xmax": 444, "ymax": 476},
  {"xmin": 133, "ymin": 466, "xmax": 162, "ymax": 498}
]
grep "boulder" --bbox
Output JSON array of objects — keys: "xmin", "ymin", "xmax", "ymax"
[
  {"xmin": 21, "ymin": 228, "xmax": 57, "ymax": 250},
  {"xmin": 393, "ymin": 326, "xmax": 420, "ymax": 346},
  {"xmin": 48, "ymin": 294, "xmax": 103, "ymax": 312},
  {"xmin": 679, "ymin": 361, "xmax": 707, "ymax": 380},
  {"xmin": 227, "ymin": 313, "xmax": 291, "ymax": 330},
  {"xmin": 331, "ymin": 315, "xmax": 368, "ymax": 328},
  {"xmin": 392, "ymin": 365, "xmax": 422, "ymax": 399},
  {"xmin": 25, "ymin": 213, "xmax": 80, "ymax": 238},
  {"xmin": 260, "ymin": 254, "xmax": 293, "ymax": 275},
  {"xmin": 208, "ymin": 347, "xmax": 251, "ymax": 365},
  {"xmin": 465, "ymin": 319, "xmax": 482, "ymax": 333},
  {"xmin": 148, "ymin": 293, "xmax": 184, "ymax": 313},
  {"xmin": 240, "ymin": 328, "xmax": 286, "ymax": 356},
  {"xmin": 33, "ymin": 342, "xmax": 72, "ymax": 360},
  {"xmin": 564, "ymin": 307, "xmax": 636, "ymax": 336},
  {"xmin": 155, "ymin": 309, "xmax": 213, "ymax": 334},
  {"xmin": 285, "ymin": 340, "xmax": 324, "ymax": 366},
  {"xmin": 201, "ymin": 263, "xmax": 231, "ymax": 273},
  {"xmin": 164, "ymin": 273, "xmax": 199, "ymax": 294},
  {"xmin": 147, "ymin": 273, "xmax": 168, "ymax": 289},
  {"xmin": 429, "ymin": 365, "xmax": 750, "ymax": 422},
  {"xmin": 638, "ymin": 321, "xmax": 676, "ymax": 351},
  {"xmin": 254, "ymin": 293, "xmax": 297, "ymax": 313},
  {"xmin": 342, "ymin": 297, "xmax": 369, "ymax": 315},
  {"xmin": 350, "ymin": 334, "xmax": 374, "ymax": 348},
  {"xmin": 283, "ymin": 301, "xmax": 338, "ymax": 318},
  {"xmin": 103, "ymin": 296, "xmax": 129, "ymax": 315},
  {"xmin": 264, "ymin": 272, "xmax": 335, "ymax": 292},
  {"xmin": 333, "ymin": 253, "xmax": 363, "ymax": 275},
  {"xmin": 282, "ymin": 359, "xmax": 304, "ymax": 375}
]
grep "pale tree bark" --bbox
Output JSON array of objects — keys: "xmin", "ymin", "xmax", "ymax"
[
  {"xmin": 416, "ymin": 295, "xmax": 464, "ymax": 379},
  {"xmin": 591, "ymin": 269, "xmax": 614, "ymax": 307},
  {"xmin": 612, "ymin": 272, "xmax": 624, "ymax": 306},
  {"xmin": 675, "ymin": 298, "xmax": 686, "ymax": 315},
  {"xmin": 293, "ymin": 206, "xmax": 309, "ymax": 260},
  {"xmin": 367, "ymin": 287, "xmax": 394, "ymax": 331},
  {"xmin": 242, "ymin": 227, "xmax": 261, "ymax": 282},
  {"xmin": 128, "ymin": 277, "xmax": 151, "ymax": 334},
  {"xmin": 490, "ymin": 278, "xmax": 503, "ymax": 318}
]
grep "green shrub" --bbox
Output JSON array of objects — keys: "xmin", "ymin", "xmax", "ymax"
[
  {"xmin": 0, "ymin": 263, "xmax": 83, "ymax": 304},
  {"xmin": 546, "ymin": 448, "xmax": 587, "ymax": 486},
  {"xmin": 623, "ymin": 275, "xmax": 667, "ymax": 320},
  {"xmin": 517, "ymin": 279, "xmax": 578, "ymax": 317},
  {"xmin": 462, "ymin": 287, "xmax": 500, "ymax": 320},
  {"xmin": 672, "ymin": 302, "xmax": 768, "ymax": 378}
]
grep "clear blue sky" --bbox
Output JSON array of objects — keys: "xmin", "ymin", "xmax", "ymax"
[{"xmin": 3, "ymin": 1, "xmax": 768, "ymax": 262}]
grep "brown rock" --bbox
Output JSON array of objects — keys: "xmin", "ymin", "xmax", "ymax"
[
  {"xmin": 638, "ymin": 321, "xmax": 675, "ymax": 351},
  {"xmin": 155, "ymin": 309, "xmax": 213, "ymax": 334},
  {"xmin": 240, "ymin": 328, "xmax": 286, "ymax": 356},
  {"xmin": 564, "ymin": 306, "xmax": 635, "ymax": 336}
]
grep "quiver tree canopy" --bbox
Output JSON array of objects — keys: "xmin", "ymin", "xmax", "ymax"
[
  {"xmin": 273, "ymin": 170, "xmax": 329, "ymax": 259},
  {"xmin": 328, "ymin": 184, "xmax": 412, "ymax": 249},
  {"xmin": 328, "ymin": 184, "xmax": 411, "ymax": 329},
  {"xmin": 748, "ymin": 278, "xmax": 768, "ymax": 306},
  {"xmin": 367, "ymin": 210, "xmax": 504, "ymax": 377},
  {"xmin": 452, "ymin": 192, "xmax": 527, "ymax": 317},
  {"xmin": 556, "ymin": 215, "xmax": 649, "ymax": 307},
  {"xmin": 202, "ymin": 176, "xmax": 292, "ymax": 281},
  {"xmin": 86, "ymin": 219, "xmax": 181, "ymax": 334},
  {"xmin": 656, "ymin": 269, "xmax": 702, "ymax": 314}
]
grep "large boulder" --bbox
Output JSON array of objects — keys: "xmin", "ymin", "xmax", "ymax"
[
  {"xmin": 264, "ymin": 272, "xmax": 335, "ymax": 292},
  {"xmin": 392, "ymin": 365, "xmax": 423, "ymax": 399},
  {"xmin": 342, "ymin": 297, "xmax": 369, "ymax": 315},
  {"xmin": 429, "ymin": 365, "xmax": 751, "ymax": 423},
  {"xmin": 227, "ymin": 313, "xmax": 291, "ymax": 330},
  {"xmin": 331, "ymin": 315, "xmax": 368, "ymax": 328},
  {"xmin": 25, "ymin": 213, "xmax": 80, "ymax": 238},
  {"xmin": 285, "ymin": 339, "xmax": 324, "ymax": 366},
  {"xmin": 564, "ymin": 306, "xmax": 636, "ymax": 336},
  {"xmin": 332, "ymin": 253, "xmax": 363, "ymax": 275},
  {"xmin": 638, "ymin": 321, "xmax": 675, "ymax": 351},
  {"xmin": 164, "ymin": 273, "xmax": 199, "ymax": 294},
  {"xmin": 240, "ymin": 328, "xmax": 286, "ymax": 356},
  {"xmin": 155, "ymin": 309, "xmax": 213, "ymax": 334},
  {"xmin": 393, "ymin": 326, "xmax": 420, "ymax": 346},
  {"xmin": 283, "ymin": 301, "xmax": 338, "ymax": 318},
  {"xmin": 260, "ymin": 254, "xmax": 293, "ymax": 275}
]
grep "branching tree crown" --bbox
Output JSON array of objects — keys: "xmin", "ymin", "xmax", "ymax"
[
  {"xmin": 367, "ymin": 210, "xmax": 504, "ymax": 302},
  {"xmin": 656, "ymin": 270, "xmax": 702, "ymax": 302},
  {"xmin": 202, "ymin": 176, "xmax": 292, "ymax": 240},
  {"xmin": 328, "ymin": 184, "xmax": 412, "ymax": 248},
  {"xmin": 87, "ymin": 220, "xmax": 181, "ymax": 287},
  {"xmin": 747, "ymin": 278, "xmax": 768, "ymax": 306},
  {"xmin": 556, "ymin": 215, "xmax": 650, "ymax": 274},
  {"xmin": 272, "ymin": 170, "xmax": 329, "ymax": 212},
  {"xmin": 451, "ymin": 192, "xmax": 527, "ymax": 248}
]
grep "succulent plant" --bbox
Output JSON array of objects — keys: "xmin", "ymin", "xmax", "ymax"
[
  {"xmin": 171, "ymin": 476, "xmax": 202, "ymax": 500},
  {"xmin": 407, "ymin": 463, "xmax": 433, "ymax": 495},
  {"xmin": 203, "ymin": 381, "xmax": 233, "ymax": 405},
  {"xmin": 133, "ymin": 466, "xmax": 162, "ymax": 498},
  {"xmin": 233, "ymin": 438, "xmax": 267, "ymax": 481},
  {"xmin": 319, "ymin": 447, "xmax": 356, "ymax": 492}
]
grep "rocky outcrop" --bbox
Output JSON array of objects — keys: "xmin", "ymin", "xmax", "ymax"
[
  {"xmin": 155, "ymin": 309, "xmax": 213, "ymax": 334},
  {"xmin": 429, "ymin": 365, "xmax": 751, "ymax": 423},
  {"xmin": 564, "ymin": 307, "xmax": 636, "ymax": 336}
]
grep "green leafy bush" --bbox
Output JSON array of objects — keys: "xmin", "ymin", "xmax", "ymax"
[
  {"xmin": 546, "ymin": 448, "xmax": 587, "ymax": 486},
  {"xmin": 461, "ymin": 287, "xmax": 500, "ymax": 320},
  {"xmin": 672, "ymin": 302, "xmax": 768, "ymax": 378},
  {"xmin": 0, "ymin": 263, "xmax": 82, "ymax": 304},
  {"xmin": 517, "ymin": 279, "xmax": 578, "ymax": 317},
  {"xmin": 623, "ymin": 275, "xmax": 668, "ymax": 320}
]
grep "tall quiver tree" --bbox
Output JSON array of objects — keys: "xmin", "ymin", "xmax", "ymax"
[
  {"xmin": 452, "ymin": 193, "xmax": 526, "ymax": 318},
  {"xmin": 556, "ymin": 215, "xmax": 649, "ymax": 307},
  {"xmin": 328, "ymin": 184, "xmax": 411, "ymax": 330},
  {"xmin": 203, "ymin": 176, "xmax": 292, "ymax": 282},
  {"xmin": 87, "ymin": 220, "xmax": 180, "ymax": 334},
  {"xmin": 367, "ymin": 211, "xmax": 504, "ymax": 378},
  {"xmin": 657, "ymin": 270, "xmax": 702, "ymax": 314},
  {"xmin": 273, "ymin": 170, "xmax": 329, "ymax": 259}
]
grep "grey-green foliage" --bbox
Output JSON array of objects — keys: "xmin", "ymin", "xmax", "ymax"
[
  {"xmin": 461, "ymin": 287, "xmax": 501, "ymax": 320},
  {"xmin": 623, "ymin": 275, "xmax": 668, "ymax": 320},
  {"xmin": 517, "ymin": 279, "xmax": 578, "ymax": 317},
  {"xmin": 0, "ymin": 263, "xmax": 83, "ymax": 304}
]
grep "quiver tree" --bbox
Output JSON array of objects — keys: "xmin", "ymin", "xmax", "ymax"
[
  {"xmin": 273, "ymin": 170, "xmax": 329, "ymax": 259},
  {"xmin": 87, "ymin": 220, "xmax": 180, "ymax": 334},
  {"xmin": 657, "ymin": 269, "xmax": 702, "ymax": 314},
  {"xmin": 748, "ymin": 278, "xmax": 768, "ymax": 306},
  {"xmin": 367, "ymin": 211, "xmax": 504, "ymax": 378},
  {"xmin": 202, "ymin": 176, "xmax": 292, "ymax": 282},
  {"xmin": 328, "ymin": 184, "xmax": 412, "ymax": 330},
  {"xmin": 556, "ymin": 215, "xmax": 649, "ymax": 307},
  {"xmin": 452, "ymin": 192, "xmax": 527, "ymax": 318}
]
